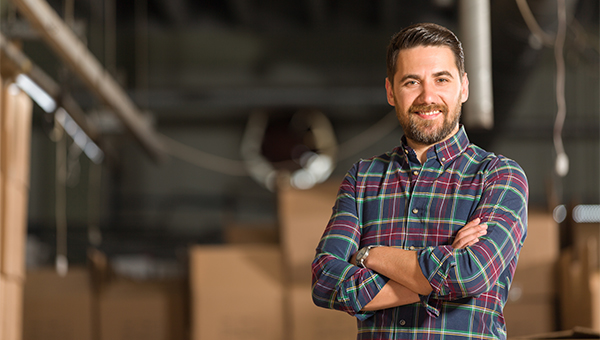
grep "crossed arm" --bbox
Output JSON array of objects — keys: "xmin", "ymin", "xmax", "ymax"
[
  {"xmin": 312, "ymin": 158, "xmax": 528, "ymax": 316},
  {"xmin": 350, "ymin": 218, "xmax": 488, "ymax": 311}
]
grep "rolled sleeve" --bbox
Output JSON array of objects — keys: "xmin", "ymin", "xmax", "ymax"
[
  {"xmin": 312, "ymin": 256, "xmax": 389, "ymax": 319},
  {"xmin": 417, "ymin": 157, "xmax": 528, "ymax": 316},
  {"xmin": 311, "ymin": 164, "xmax": 388, "ymax": 319}
]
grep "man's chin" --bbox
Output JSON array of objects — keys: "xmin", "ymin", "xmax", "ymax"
[{"xmin": 408, "ymin": 126, "xmax": 453, "ymax": 145}]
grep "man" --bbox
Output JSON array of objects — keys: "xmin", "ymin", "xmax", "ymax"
[{"xmin": 311, "ymin": 23, "xmax": 528, "ymax": 339}]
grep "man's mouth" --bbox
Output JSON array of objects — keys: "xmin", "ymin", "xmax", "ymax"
[
  {"xmin": 415, "ymin": 110, "xmax": 442, "ymax": 116},
  {"xmin": 408, "ymin": 105, "xmax": 447, "ymax": 120}
]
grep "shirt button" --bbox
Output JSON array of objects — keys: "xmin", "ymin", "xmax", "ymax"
[
  {"xmin": 399, "ymin": 319, "xmax": 406, "ymax": 326},
  {"xmin": 412, "ymin": 208, "xmax": 418, "ymax": 214},
  {"xmin": 409, "ymin": 246, "xmax": 415, "ymax": 250},
  {"xmin": 412, "ymin": 171, "xmax": 419, "ymax": 176},
  {"xmin": 441, "ymin": 157, "xmax": 446, "ymax": 162},
  {"xmin": 404, "ymin": 149, "xmax": 409, "ymax": 154}
]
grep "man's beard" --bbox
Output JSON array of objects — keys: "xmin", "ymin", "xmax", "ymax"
[{"xmin": 398, "ymin": 103, "xmax": 461, "ymax": 145}]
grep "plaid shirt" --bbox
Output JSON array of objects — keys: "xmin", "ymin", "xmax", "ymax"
[{"xmin": 312, "ymin": 126, "xmax": 528, "ymax": 340}]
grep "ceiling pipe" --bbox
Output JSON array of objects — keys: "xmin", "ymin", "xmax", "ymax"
[
  {"xmin": 459, "ymin": 0, "xmax": 494, "ymax": 130},
  {"xmin": 0, "ymin": 32, "xmax": 120, "ymax": 162},
  {"xmin": 9, "ymin": 0, "xmax": 167, "ymax": 163},
  {"xmin": 0, "ymin": 33, "xmax": 97, "ymax": 139}
]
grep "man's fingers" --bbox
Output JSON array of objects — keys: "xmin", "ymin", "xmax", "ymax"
[
  {"xmin": 457, "ymin": 223, "xmax": 487, "ymax": 240},
  {"xmin": 453, "ymin": 219, "xmax": 488, "ymax": 249},
  {"xmin": 464, "ymin": 217, "xmax": 481, "ymax": 228}
]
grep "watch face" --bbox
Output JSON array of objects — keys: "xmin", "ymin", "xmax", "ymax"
[
  {"xmin": 356, "ymin": 247, "xmax": 367, "ymax": 266},
  {"xmin": 357, "ymin": 248, "xmax": 366, "ymax": 258}
]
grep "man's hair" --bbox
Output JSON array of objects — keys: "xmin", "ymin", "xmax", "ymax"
[{"xmin": 386, "ymin": 23, "xmax": 465, "ymax": 83}]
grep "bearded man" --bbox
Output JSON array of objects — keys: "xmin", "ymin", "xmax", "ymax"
[{"xmin": 311, "ymin": 23, "xmax": 529, "ymax": 340}]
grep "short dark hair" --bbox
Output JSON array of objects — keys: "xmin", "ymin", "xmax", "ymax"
[{"xmin": 386, "ymin": 23, "xmax": 465, "ymax": 83}]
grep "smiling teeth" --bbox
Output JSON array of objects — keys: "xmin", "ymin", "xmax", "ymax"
[{"xmin": 418, "ymin": 110, "xmax": 441, "ymax": 116}]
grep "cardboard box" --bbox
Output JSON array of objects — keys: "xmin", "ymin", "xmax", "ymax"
[
  {"xmin": 2, "ymin": 275, "xmax": 24, "ymax": 340},
  {"xmin": 507, "ymin": 210, "xmax": 560, "ymax": 304},
  {"xmin": 99, "ymin": 278, "xmax": 184, "ymax": 340},
  {"xmin": 287, "ymin": 283, "xmax": 357, "ymax": 340},
  {"xmin": 278, "ymin": 181, "xmax": 340, "ymax": 283},
  {"xmin": 503, "ymin": 210, "xmax": 561, "ymax": 336},
  {"xmin": 190, "ymin": 245, "xmax": 284, "ymax": 340},
  {"xmin": 509, "ymin": 262, "xmax": 558, "ymax": 301},
  {"xmin": 224, "ymin": 223, "xmax": 279, "ymax": 245},
  {"xmin": 23, "ymin": 267, "xmax": 94, "ymax": 340},
  {"xmin": 0, "ymin": 82, "xmax": 31, "ymax": 339},
  {"xmin": 1, "ymin": 82, "xmax": 32, "ymax": 280},
  {"xmin": 571, "ymin": 222, "xmax": 599, "ymax": 269},
  {"xmin": 507, "ymin": 327, "xmax": 600, "ymax": 340},
  {"xmin": 1, "ymin": 181, "xmax": 28, "ymax": 280},
  {"xmin": 0, "ymin": 275, "xmax": 4, "ymax": 340},
  {"xmin": 558, "ymin": 242, "xmax": 600, "ymax": 332},
  {"xmin": 591, "ymin": 271, "xmax": 600, "ymax": 331},
  {"xmin": 0, "ymin": 79, "xmax": 4, "ymax": 295},
  {"xmin": 24, "ymin": 265, "xmax": 186, "ymax": 340},
  {"xmin": 504, "ymin": 298, "xmax": 556, "ymax": 337},
  {"xmin": 519, "ymin": 210, "xmax": 560, "ymax": 267},
  {"xmin": 1, "ymin": 81, "xmax": 32, "ymax": 187}
]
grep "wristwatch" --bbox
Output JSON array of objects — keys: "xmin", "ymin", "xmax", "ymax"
[{"xmin": 355, "ymin": 245, "xmax": 380, "ymax": 268}]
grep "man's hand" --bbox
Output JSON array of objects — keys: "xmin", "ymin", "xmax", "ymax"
[{"xmin": 452, "ymin": 218, "xmax": 487, "ymax": 249}]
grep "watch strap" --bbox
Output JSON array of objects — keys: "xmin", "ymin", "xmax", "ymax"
[{"xmin": 357, "ymin": 245, "xmax": 380, "ymax": 268}]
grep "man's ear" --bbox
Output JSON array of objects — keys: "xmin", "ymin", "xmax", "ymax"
[
  {"xmin": 385, "ymin": 78, "xmax": 396, "ymax": 106},
  {"xmin": 461, "ymin": 72, "xmax": 469, "ymax": 103}
]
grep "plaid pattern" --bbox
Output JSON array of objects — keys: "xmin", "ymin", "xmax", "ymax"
[{"xmin": 312, "ymin": 126, "xmax": 528, "ymax": 340}]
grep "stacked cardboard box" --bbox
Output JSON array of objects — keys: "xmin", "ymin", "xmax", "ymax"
[
  {"xmin": 558, "ymin": 221, "xmax": 600, "ymax": 332},
  {"xmin": 22, "ymin": 264, "xmax": 186, "ymax": 340},
  {"xmin": 277, "ymin": 181, "xmax": 358, "ymax": 340},
  {"xmin": 99, "ymin": 277, "xmax": 186, "ymax": 340},
  {"xmin": 1, "ymin": 79, "xmax": 33, "ymax": 340},
  {"xmin": 22, "ymin": 267, "xmax": 94, "ymax": 340},
  {"xmin": 189, "ymin": 245, "xmax": 284, "ymax": 340},
  {"xmin": 278, "ymin": 181, "xmax": 339, "ymax": 284},
  {"xmin": 504, "ymin": 209, "xmax": 560, "ymax": 337},
  {"xmin": 188, "ymin": 181, "xmax": 357, "ymax": 339}
]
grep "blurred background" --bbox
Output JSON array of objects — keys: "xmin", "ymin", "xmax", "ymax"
[{"xmin": 0, "ymin": 0, "xmax": 598, "ymax": 339}]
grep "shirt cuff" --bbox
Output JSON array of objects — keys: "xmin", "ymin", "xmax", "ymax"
[
  {"xmin": 417, "ymin": 245, "xmax": 455, "ymax": 317},
  {"xmin": 338, "ymin": 269, "xmax": 389, "ymax": 321}
]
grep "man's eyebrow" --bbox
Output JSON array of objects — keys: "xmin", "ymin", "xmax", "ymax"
[
  {"xmin": 399, "ymin": 71, "xmax": 454, "ymax": 83},
  {"xmin": 399, "ymin": 74, "xmax": 420, "ymax": 82},
  {"xmin": 433, "ymin": 70, "xmax": 454, "ymax": 78}
]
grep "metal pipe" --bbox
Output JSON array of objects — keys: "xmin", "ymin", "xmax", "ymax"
[
  {"xmin": 459, "ymin": 0, "xmax": 494, "ymax": 130},
  {"xmin": 9, "ymin": 0, "xmax": 167, "ymax": 163}
]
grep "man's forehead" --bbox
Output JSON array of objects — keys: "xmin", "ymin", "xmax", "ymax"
[{"xmin": 394, "ymin": 46, "xmax": 460, "ymax": 77}]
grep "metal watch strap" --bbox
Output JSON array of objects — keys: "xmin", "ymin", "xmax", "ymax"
[{"xmin": 358, "ymin": 245, "xmax": 379, "ymax": 268}]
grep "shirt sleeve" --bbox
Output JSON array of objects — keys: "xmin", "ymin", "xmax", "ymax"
[
  {"xmin": 417, "ymin": 157, "xmax": 529, "ymax": 316},
  {"xmin": 311, "ymin": 164, "xmax": 389, "ymax": 320}
]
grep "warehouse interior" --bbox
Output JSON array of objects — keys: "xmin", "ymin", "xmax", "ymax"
[{"xmin": 0, "ymin": 0, "xmax": 598, "ymax": 339}]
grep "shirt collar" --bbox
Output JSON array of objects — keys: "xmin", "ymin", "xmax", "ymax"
[
  {"xmin": 434, "ymin": 125, "xmax": 470, "ymax": 164},
  {"xmin": 400, "ymin": 125, "xmax": 470, "ymax": 165}
]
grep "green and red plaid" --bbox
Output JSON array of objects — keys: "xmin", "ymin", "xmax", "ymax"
[{"xmin": 312, "ymin": 126, "xmax": 528, "ymax": 340}]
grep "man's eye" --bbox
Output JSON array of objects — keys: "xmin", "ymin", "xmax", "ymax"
[
  {"xmin": 437, "ymin": 78, "xmax": 449, "ymax": 83},
  {"xmin": 405, "ymin": 80, "xmax": 418, "ymax": 86}
]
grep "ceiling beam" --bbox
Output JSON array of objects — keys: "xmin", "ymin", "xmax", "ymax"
[{"xmin": 9, "ymin": 0, "xmax": 167, "ymax": 163}]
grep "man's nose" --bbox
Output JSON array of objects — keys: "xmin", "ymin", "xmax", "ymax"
[{"xmin": 416, "ymin": 81, "xmax": 436, "ymax": 104}]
